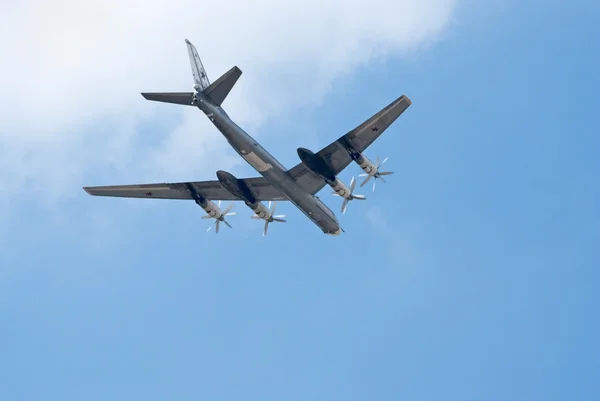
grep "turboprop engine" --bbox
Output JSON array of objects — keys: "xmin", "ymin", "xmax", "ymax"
[
  {"xmin": 250, "ymin": 201, "xmax": 287, "ymax": 236},
  {"xmin": 216, "ymin": 170, "xmax": 257, "ymax": 204},
  {"xmin": 330, "ymin": 176, "xmax": 366, "ymax": 214},
  {"xmin": 297, "ymin": 147, "xmax": 336, "ymax": 182},
  {"xmin": 297, "ymin": 147, "xmax": 366, "ymax": 214},
  {"xmin": 215, "ymin": 170, "xmax": 287, "ymax": 235},
  {"xmin": 185, "ymin": 183, "xmax": 235, "ymax": 233},
  {"xmin": 346, "ymin": 148, "xmax": 393, "ymax": 192}
]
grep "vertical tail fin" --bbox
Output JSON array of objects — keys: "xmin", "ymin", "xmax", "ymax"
[
  {"xmin": 185, "ymin": 38, "xmax": 241, "ymax": 107},
  {"xmin": 185, "ymin": 38, "xmax": 210, "ymax": 91}
]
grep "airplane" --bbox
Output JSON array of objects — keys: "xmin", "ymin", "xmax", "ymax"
[{"xmin": 83, "ymin": 38, "xmax": 412, "ymax": 236}]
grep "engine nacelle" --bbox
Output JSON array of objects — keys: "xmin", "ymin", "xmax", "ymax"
[
  {"xmin": 216, "ymin": 170, "xmax": 257, "ymax": 204},
  {"xmin": 329, "ymin": 178, "xmax": 351, "ymax": 199},
  {"xmin": 347, "ymin": 148, "xmax": 376, "ymax": 175},
  {"xmin": 297, "ymin": 147, "xmax": 336, "ymax": 182},
  {"xmin": 203, "ymin": 200, "xmax": 223, "ymax": 219},
  {"xmin": 186, "ymin": 183, "xmax": 225, "ymax": 219},
  {"xmin": 359, "ymin": 160, "xmax": 376, "ymax": 175},
  {"xmin": 249, "ymin": 202, "xmax": 271, "ymax": 219}
]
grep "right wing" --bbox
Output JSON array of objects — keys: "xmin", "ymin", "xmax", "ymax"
[
  {"xmin": 288, "ymin": 94, "xmax": 412, "ymax": 195},
  {"xmin": 83, "ymin": 176, "xmax": 287, "ymax": 201}
]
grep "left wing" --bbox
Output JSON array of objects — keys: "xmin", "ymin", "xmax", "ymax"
[
  {"xmin": 288, "ymin": 94, "xmax": 412, "ymax": 195},
  {"xmin": 84, "ymin": 176, "xmax": 287, "ymax": 201}
]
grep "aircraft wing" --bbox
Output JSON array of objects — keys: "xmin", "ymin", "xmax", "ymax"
[
  {"xmin": 83, "ymin": 177, "xmax": 288, "ymax": 201},
  {"xmin": 288, "ymin": 94, "xmax": 412, "ymax": 195}
]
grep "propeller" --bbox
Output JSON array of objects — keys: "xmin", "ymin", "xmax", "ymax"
[
  {"xmin": 203, "ymin": 201, "xmax": 236, "ymax": 233},
  {"xmin": 359, "ymin": 156, "xmax": 394, "ymax": 192},
  {"xmin": 251, "ymin": 201, "xmax": 287, "ymax": 236},
  {"xmin": 332, "ymin": 177, "xmax": 366, "ymax": 214}
]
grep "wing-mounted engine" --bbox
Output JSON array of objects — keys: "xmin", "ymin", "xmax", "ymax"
[
  {"xmin": 186, "ymin": 183, "xmax": 235, "ymax": 233},
  {"xmin": 215, "ymin": 170, "xmax": 286, "ymax": 236},
  {"xmin": 250, "ymin": 201, "xmax": 287, "ymax": 236},
  {"xmin": 346, "ymin": 147, "xmax": 393, "ymax": 192},
  {"xmin": 297, "ymin": 147, "xmax": 336, "ymax": 182},
  {"xmin": 216, "ymin": 170, "xmax": 257, "ymax": 203},
  {"xmin": 297, "ymin": 147, "xmax": 365, "ymax": 214},
  {"xmin": 330, "ymin": 176, "xmax": 366, "ymax": 214}
]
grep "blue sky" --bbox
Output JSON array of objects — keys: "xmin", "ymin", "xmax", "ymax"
[{"xmin": 1, "ymin": 1, "xmax": 599, "ymax": 400}]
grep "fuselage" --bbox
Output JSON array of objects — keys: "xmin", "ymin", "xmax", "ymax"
[{"xmin": 194, "ymin": 93, "xmax": 341, "ymax": 235}]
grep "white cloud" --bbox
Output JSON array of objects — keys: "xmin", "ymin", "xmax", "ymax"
[{"xmin": 0, "ymin": 0, "xmax": 455, "ymax": 232}]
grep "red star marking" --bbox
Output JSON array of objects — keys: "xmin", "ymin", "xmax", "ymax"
[
  {"xmin": 371, "ymin": 126, "xmax": 379, "ymax": 132},
  {"xmin": 145, "ymin": 191, "xmax": 153, "ymax": 196}
]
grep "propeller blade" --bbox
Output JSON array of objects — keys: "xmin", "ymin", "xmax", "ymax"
[
  {"xmin": 225, "ymin": 212, "xmax": 236, "ymax": 216},
  {"xmin": 358, "ymin": 173, "xmax": 369, "ymax": 177},
  {"xmin": 251, "ymin": 214, "xmax": 261, "ymax": 219},
  {"xmin": 206, "ymin": 221, "xmax": 215, "ymax": 232},
  {"xmin": 201, "ymin": 215, "xmax": 213, "ymax": 219},
  {"xmin": 263, "ymin": 220, "xmax": 269, "ymax": 236},
  {"xmin": 373, "ymin": 179, "xmax": 376, "ymax": 192},
  {"xmin": 381, "ymin": 156, "xmax": 388, "ymax": 165},
  {"xmin": 350, "ymin": 177, "xmax": 356, "ymax": 192},
  {"xmin": 268, "ymin": 201, "xmax": 272, "ymax": 210},
  {"xmin": 273, "ymin": 214, "xmax": 286, "ymax": 219},
  {"xmin": 271, "ymin": 201, "xmax": 278, "ymax": 216},
  {"xmin": 215, "ymin": 220, "xmax": 220, "ymax": 234},
  {"xmin": 360, "ymin": 175, "xmax": 372, "ymax": 187},
  {"xmin": 272, "ymin": 218, "xmax": 287, "ymax": 223},
  {"xmin": 222, "ymin": 202, "xmax": 234, "ymax": 215},
  {"xmin": 341, "ymin": 198, "xmax": 349, "ymax": 214},
  {"xmin": 379, "ymin": 171, "xmax": 394, "ymax": 176},
  {"xmin": 218, "ymin": 200, "xmax": 221, "ymax": 208},
  {"xmin": 223, "ymin": 219, "xmax": 232, "ymax": 229},
  {"xmin": 379, "ymin": 176, "xmax": 386, "ymax": 183},
  {"xmin": 352, "ymin": 195, "xmax": 367, "ymax": 200}
]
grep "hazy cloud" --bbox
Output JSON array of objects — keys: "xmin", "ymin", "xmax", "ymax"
[{"xmin": 0, "ymin": 0, "xmax": 456, "ymax": 221}]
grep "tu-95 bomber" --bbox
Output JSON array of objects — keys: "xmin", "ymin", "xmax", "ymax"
[{"xmin": 83, "ymin": 39, "xmax": 412, "ymax": 236}]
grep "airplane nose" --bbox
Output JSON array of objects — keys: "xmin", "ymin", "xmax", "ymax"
[{"xmin": 326, "ymin": 228, "xmax": 342, "ymax": 236}]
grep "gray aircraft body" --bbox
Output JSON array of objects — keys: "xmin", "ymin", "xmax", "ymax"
[{"xmin": 84, "ymin": 39, "xmax": 412, "ymax": 235}]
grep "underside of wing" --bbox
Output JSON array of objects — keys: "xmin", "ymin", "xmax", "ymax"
[
  {"xmin": 83, "ymin": 176, "xmax": 288, "ymax": 201},
  {"xmin": 289, "ymin": 94, "xmax": 412, "ymax": 195}
]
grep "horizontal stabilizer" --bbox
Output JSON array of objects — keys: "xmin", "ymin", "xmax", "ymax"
[
  {"xmin": 141, "ymin": 92, "xmax": 194, "ymax": 105},
  {"xmin": 203, "ymin": 66, "xmax": 242, "ymax": 106}
]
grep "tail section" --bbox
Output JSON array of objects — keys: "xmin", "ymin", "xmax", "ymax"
[
  {"xmin": 141, "ymin": 39, "xmax": 241, "ymax": 107},
  {"xmin": 141, "ymin": 92, "xmax": 194, "ymax": 105},
  {"xmin": 185, "ymin": 38, "xmax": 211, "ymax": 91},
  {"xmin": 203, "ymin": 66, "xmax": 242, "ymax": 106}
]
